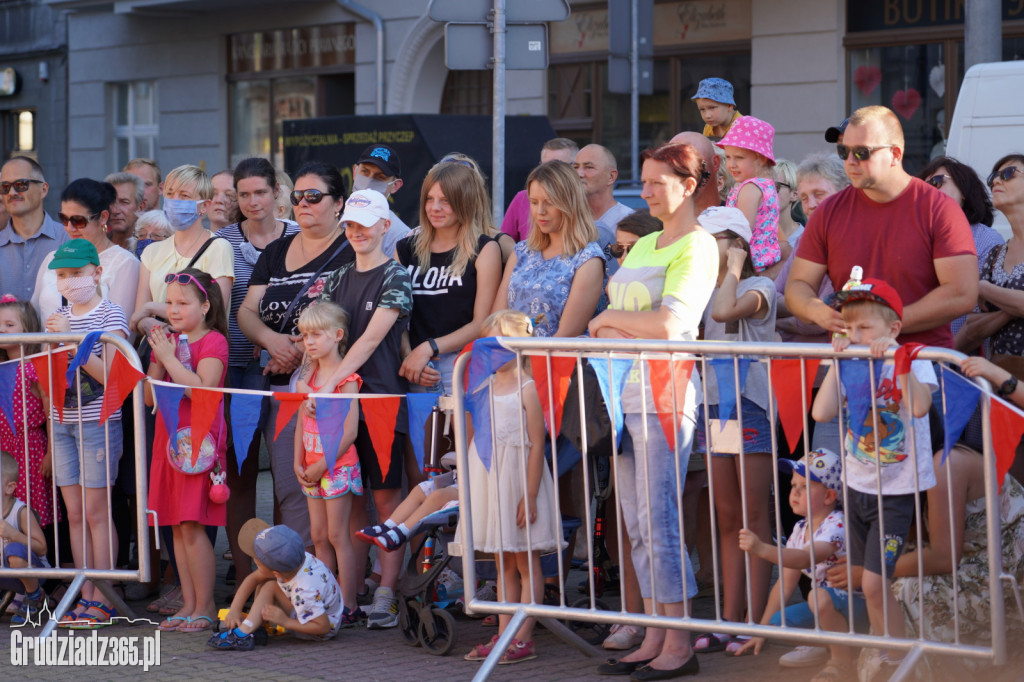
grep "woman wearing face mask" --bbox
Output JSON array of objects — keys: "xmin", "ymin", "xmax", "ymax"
[
  {"xmin": 33, "ymin": 178, "xmax": 140, "ymax": 321},
  {"xmin": 130, "ymin": 165, "xmax": 234, "ymax": 338}
]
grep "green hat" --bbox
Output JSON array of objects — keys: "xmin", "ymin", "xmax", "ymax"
[{"xmin": 48, "ymin": 239, "xmax": 100, "ymax": 269}]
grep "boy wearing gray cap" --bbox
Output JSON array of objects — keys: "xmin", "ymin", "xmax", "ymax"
[{"xmin": 209, "ymin": 520, "xmax": 343, "ymax": 650}]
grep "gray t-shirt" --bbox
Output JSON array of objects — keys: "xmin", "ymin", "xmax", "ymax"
[{"xmin": 381, "ymin": 210, "xmax": 411, "ymax": 259}]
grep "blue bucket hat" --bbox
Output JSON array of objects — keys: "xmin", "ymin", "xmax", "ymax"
[{"xmin": 691, "ymin": 78, "xmax": 736, "ymax": 106}]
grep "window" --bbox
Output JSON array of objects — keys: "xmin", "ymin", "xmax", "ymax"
[
  {"xmin": 230, "ymin": 76, "xmax": 325, "ymax": 169},
  {"xmin": 112, "ymin": 82, "xmax": 158, "ymax": 170},
  {"xmin": 441, "ymin": 70, "xmax": 493, "ymax": 116}
]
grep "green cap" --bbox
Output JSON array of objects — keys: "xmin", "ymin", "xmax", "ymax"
[{"xmin": 48, "ymin": 238, "xmax": 100, "ymax": 269}]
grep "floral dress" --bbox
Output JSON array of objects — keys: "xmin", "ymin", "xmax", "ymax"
[
  {"xmin": 0, "ymin": 362, "xmax": 56, "ymax": 526},
  {"xmin": 980, "ymin": 243, "xmax": 1024, "ymax": 356},
  {"xmin": 726, "ymin": 177, "xmax": 781, "ymax": 272}
]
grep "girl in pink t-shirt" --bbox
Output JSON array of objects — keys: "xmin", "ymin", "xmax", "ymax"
[
  {"xmin": 717, "ymin": 116, "xmax": 783, "ymax": 274},
  {"xmin": 294, "ymin": 301, "xmax": 362, "ymax": 616}
]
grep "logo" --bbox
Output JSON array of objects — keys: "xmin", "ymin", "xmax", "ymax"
[
  {"xmin": 347, "ymin": 195, "xmax": 373, "ymax": 209},
  {"xmin": 369, "ymin": 147, "xmax": 391, "ymax": 162}
]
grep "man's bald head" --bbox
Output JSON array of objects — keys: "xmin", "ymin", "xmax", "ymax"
[
  {"xmin": 669, "ymin": 131, "xmax": 720, "ymax": 212},
  {"xmin": 574, "ymin": 144, "xmax": 618, "ymax": 198}
]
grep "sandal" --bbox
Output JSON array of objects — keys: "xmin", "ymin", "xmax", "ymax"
[
  {"xmin": 724, "ymin": 637, "xmax": 752, "ymax": 655},
  {"xmin": 482, "ymin": 614, "xmax": 498, "ymax": 627},
  {"xmin": 158, "ymin": 615, "xmax": 188, "ymax": 632},
  {"xmin": 177, "ymin": 615, "xmax": 216, "ymax": 632},
  {"xmin": 693, "ymin": 632, "xmax": 731, "ymax": 653},
  {"xmin": 158, "ymin": 586, "xmax": 184, "ymax": 616},
  {"xmin": 464, "ymin": 635, "xmax": 499, "ymax": 661},
  {"xmin": 810, "ymin": 662, "xmax": 846, "ymax": 682},
  {"xmin": 58, "ymin": 599, "xmax": 96, "ymax": 627},
  {"xmin": 499, "ymin": 639, "xmax": 537, "ymax": 665},
  {"xmin": 68, "ymin": 603, "xmax": 116, "ymax": 630}
]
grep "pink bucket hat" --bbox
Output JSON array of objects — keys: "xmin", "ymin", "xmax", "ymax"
[{"xmin": 715, "ymin": 115, "xmax": 776, "ymax": 164}]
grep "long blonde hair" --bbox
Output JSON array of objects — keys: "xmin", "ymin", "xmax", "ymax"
[
  {"xmin": 525, "ymin": 161, "xmax": 598, "ymax": 257},
  {"xmin": 415, "ymin": 163, "xmax": 490, "ymax": 278}
]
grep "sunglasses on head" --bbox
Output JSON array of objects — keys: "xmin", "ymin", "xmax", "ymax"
[
  {"xmin": 925, "ymin": 174, "xmax": 948, "ymax": 189},
  {"xmin": 1, "ymin": 178, "xmax": 43, "ymax": 194},
  {"xmin": 164, "ymin": 272, "xmax": 209, "ymax": 300},
  {"xmin": 290, "ymin": 189, "xmax": 326, "ymax": 206},
  {"xmin": 987, "ymin": 166, "xmax": 1024, "ymax": 188},
  {"xmin": 606, "ymin": 243, "xmax": 634, "ymax": 259},
  {"xmin": 836, "ymin": 145, "xmax": 894, "ymax": 162},
  {"xmin": 58, "ymin": 213, "xmax": 98, "ymax": 229}
]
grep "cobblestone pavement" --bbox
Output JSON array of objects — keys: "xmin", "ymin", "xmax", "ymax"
[{"xmin": 2, "ymin": 471, "xmax": 1023, "ymax": 681}]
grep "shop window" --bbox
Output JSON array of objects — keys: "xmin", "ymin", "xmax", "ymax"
[
  {"xmin": 230, "ymin": 77, "xmax": 315, "ymax": 169},
  {"xmin": 112, "ymin": 82, "xmax": 158, "ymax": 170},
  {"xmin": 441, "ymin": 70, "xmax": 493, "ymax": 116}
]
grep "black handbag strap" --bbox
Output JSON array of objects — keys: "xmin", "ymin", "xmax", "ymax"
[
  {"xmin": 185, "ymin": 235, "xmax": 221, "ymax": 270},
  {"xmin": 276, "ymin": 238, "xmax": 349, "ymax": 334}
]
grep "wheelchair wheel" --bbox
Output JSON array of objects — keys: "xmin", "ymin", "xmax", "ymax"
[
  {"xmin": 567, "ymin": 597, "xmax": 612, "ymax": 645},
  {"xmin": 417, "ymin": 607, "xmax": 457, "ymax": 656},
  {"xmin": 399, "ymin": 600, "xmax": 421, "ymax": 646}
]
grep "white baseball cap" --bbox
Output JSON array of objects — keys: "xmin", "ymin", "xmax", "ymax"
[
  {"xmin": 698, "ymin": 205, "xmax": 752, "ymax": 244},
  {"xmin": 340, "ymin": 189, "xmax": 390, "ymax": 227}
]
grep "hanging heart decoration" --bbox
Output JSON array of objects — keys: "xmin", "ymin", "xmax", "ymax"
[
  {"xmin": 854, "ymin": 65, "xmax": 882, "ymax": 97},
  {"xmin": 892, "ymin": 88, "xmax": 922, "ymax": 120},
  {"xmin": 929, "ymin": 64, "xmax": 945, "ymax": 97}
]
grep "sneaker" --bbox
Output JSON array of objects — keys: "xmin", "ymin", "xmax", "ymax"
[
  {"xmin": 207, "ymin": 629, "xmax": 255, "ymax": 651},
  {"xmin": 366, "ymin": 586, "xmax": 398, "ymax": 629},
  {"xmin": 602, "ymin": 623, "xmax": 645, "ymax": 650},
  {"xmin": 356, "ymin": 577, "xmax": 379, "ymax": 606},
  {"xmin": 5, "ymin": 593, "xmax": 24, "ymax": 615},
  {"xmin": 779, "ymin": 645, "xmax": 830, "ymax": 668},
  {"xmin": 340, "ymin": 606, "xmax": 367, "ymax": 629},
  {"xmin": 11, "ymin": 593, "xmax": 47, "ymax": 626}
]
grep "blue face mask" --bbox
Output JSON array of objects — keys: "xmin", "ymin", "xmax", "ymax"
[
  {"xmin": 135, "ymin": 238, "xmax": 154, "ymax": 257},
  {"xmin": 164, "ymin": 198, "xmax": 202, "ymax": 231}
]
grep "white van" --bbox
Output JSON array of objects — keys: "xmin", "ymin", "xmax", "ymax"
[{"xmin": 946, "ymin": 60, "xmax": 1024, "ymax": 238}]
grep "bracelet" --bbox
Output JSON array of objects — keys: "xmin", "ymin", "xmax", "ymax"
[
  {"xmin": 427, "ymin": 338, "xmax": 439, "ymax": 359},
  {"xmin": 998, "ymin": 375, "xmax": 1018, "ymax": 398}
]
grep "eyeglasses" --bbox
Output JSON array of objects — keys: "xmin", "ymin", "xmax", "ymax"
[
  {"xmin": 987, "ymin": 166, "xmax": 1024, "ymax": 188},
  {"xmin": 290, "ymin": 189, "xmax": 326, "ymax": 206},
  {"xmin": 836, "ymin": 145, "xmax": 895, "ymax": 162},
  {"xmin": 164, "ymin": 272, "xmax": 209, "ymax": 300},
  {"xmin": 775, "ymin": 182, "xmax": 791, "ymax": 192},
  {"xmin": 58, "ymin": 213, "xmax": 98, "ymax": 229},
  {"xmin": 1, "ymin": 178, "xmax": 43, "ymax": 194},
  {"xmin": 925, "ymin": 174, "xmax": 948, "ymax": 189},
  {"xmin": 606, "ymin": 243, "xmax": 635, "ymax": 259}
]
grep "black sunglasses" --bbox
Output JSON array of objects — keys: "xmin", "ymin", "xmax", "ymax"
[
  {"xmin": 290, "ymin": 189, "xmax": 326, "ymax": 206},
  {"xmin": 1, "ymin": 178, "xmax": 43, "ymax": 194},
  {"xmin": 925, "ymin": 174, "xmax": 948, "ymax": 189},
  {"xmin": 58, "ymin": 213, "xmax": 98, "ymax": 229},
  {"xmin": 987, "ymin": 166, "xmax": 1023, "ymax": 189},
  {"xmin": 606, "ymin": 243, "xmax": 634, "ymax": 259},
  {"xmin": 836, "ymin": 145, "xmax": 894, "ymax": 162}
]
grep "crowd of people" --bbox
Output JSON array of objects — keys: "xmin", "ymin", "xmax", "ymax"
[{"xmin": 1, "ymin": 75, "xmax": 1023, "ymax": 680}]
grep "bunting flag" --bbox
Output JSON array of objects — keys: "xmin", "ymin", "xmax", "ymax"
[
  {"xmin": 31, "ymin": 352, "xmax": 68, "ymax": 423},
  {"xmin": 839, "ymin": 358, "xmax": 884, "ymax": 439},
  {"xmin": 99, "ymin": 351, "xmax": 146, "ymax": 424},
  {"xmin": 466, "ymin": 380, "xmax": 494, "ymax": 471},
  {"xmin": 316, "ymin": 396, "xmax": 353, "ymax": 473},
  {"xmin": 709, "ymin": 357, "xmax": 751, "ymax": 425},
  {"xmin": 189, "ymin": 389, "xmax": 223, "ymax": 467},
  {"xmin": 65, "ymin": 331, "xmax": 104, "ymax": 386},
  {"xmin": 272, "ymin": 392, "xmax": 307, "ymax": 440},
  {"xmin": 229, "ymin": 392, "xmax": 265, "ymax": 474},
  {"xmin": 938, "ymin": 367, "xmax": 982, "ymax": 463},
  {"xmin": 362, "ymin": 397, "xmax": 401, "ymax": 481},
  {"xmin": 647, "ymin": 356, "xmax": 695, "ymax": 450},
  {"xmin": 468, "ymin": 337, "xmax": 516, "ymax": 397},
  {"xmin": 530, "ymin": 355, "xmax": 575, "ymax": 435},
  {"xmin": 152, "ymin": 383, "xmax": 186, "ymax": 453},
  {"xmin": 770, "ymin": 358, "xmax": 821, "ymax": 454},
  {"xmin": 589, "ymin": 356, "xmax": 632, "ymax": 445},
  {"xmin": 465, "ymin": 337, "xmax": 517, "ymax": 473},
  {"xmin": 990, "ymin": 397, "xmax": 1024, "ymax": 492},
  {"xmin": 0, "ymin": 362, "xmax": 18, "ymax": 432},
  {"xmin": 406, "ymin": 393, "xmax": 439, "ymax": 472}
]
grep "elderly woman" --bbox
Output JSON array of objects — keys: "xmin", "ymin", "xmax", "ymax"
[{"xmin": 588, "ymin": 142, "xmax": 718, "ymax": 678}]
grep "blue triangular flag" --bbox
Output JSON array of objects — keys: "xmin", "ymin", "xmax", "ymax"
[
  {"xmin": 66, "ymin": 331, "xmax": 104, "ymax": 385},
  {"xmin": 710, "ymin": 357, "xmax": 751, "ymax": 426},
  {"xmin": 407, "ymin": 393, "xmax": 440, "ymax": 472},
  {"xmin": 939, "ymin": 366, "xmax": 983, "ymax": 463},
  {"xmin": 0, "ymin": 362, "xmax": 18, "ymax": 432},
  {"xmin": 229, "ymin": 392, "xmax": 265, "ymax": 475},
  {"xmin": 468, "ymin": 337, "xmax": 516, "ymax": 396},
  {"xmin": 153, "ymin": 383, "xmax": 186, "ymax": 453},
  {"xmin": 589, "ymin": 357, "xmax": 632, "ymax": 445},
  {"xmin": 467, "ymin": 380, "xmax": 493, "ymax": 471},
  {"xmin": 839, "ymin": 358, "xmax": 884, "ymax": 439},
  {"xmin": 315, "ymin": 394, "xmax": 353, "ymax": 474}
]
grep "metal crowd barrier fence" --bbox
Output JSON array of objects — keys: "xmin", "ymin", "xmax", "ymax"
[
  {"xmin": 0, "ymin": 333, "xmax": 149, "ymax": 638},
  {"xmin": 451, "ymin": 338, "xmax": 1014, "ymax": 681}
]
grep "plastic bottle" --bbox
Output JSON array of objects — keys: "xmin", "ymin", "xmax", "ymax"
[
  {"xmin": 176, "ymin": 333, "xmax": 193, "ymax": 371},
  {"xmin": 842, "ymin": 265, "xmax": 863, "ymax": 291}
]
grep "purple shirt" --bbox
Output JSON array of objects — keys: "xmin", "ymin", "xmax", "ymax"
[{"xmin": 500, "ymin": 190, "xmax": 531, "ymax": 242}]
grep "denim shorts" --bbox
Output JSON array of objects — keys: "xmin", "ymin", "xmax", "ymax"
[
  {"xmin": 302, "ymin": 463, "xmax": 363, "ymax": 500},
  {"xmin": 768, "ymin": 585, "xmax": 869, "ymax": 632},
  {"xmin": 407, "ymin": 351, "xmax": 457, "ymax": 395},
  {"xmin": 52, "ymin": 420, "xmax": 122, "ymax": 488},
  {"xmin": 695, "ymin": 397, "xmax": 774, "ymax": 457}
]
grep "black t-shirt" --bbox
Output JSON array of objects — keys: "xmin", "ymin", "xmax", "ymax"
[
  {"xmin": 249, "ymin": 231, "xmax": 353, "ymax": 384},
  {"xmin": 320, "ymin": 258, "xmax": 412, "ymax": 431},
  {"xmin": 396, "ymin": 233, "xmax": 492, "ymax": 348}
]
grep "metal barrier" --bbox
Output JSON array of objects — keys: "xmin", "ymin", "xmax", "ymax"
[
  {"xmin": 451, "ymin": 338, "xmax": 1014, "ymax": 680},
  {"xmin": 0, "ymin": 333, "xmax": 150, "ymax": 637}
]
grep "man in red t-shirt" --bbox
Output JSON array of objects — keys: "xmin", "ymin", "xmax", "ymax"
[{"xmin": 785, "ymin": 106, "xmax": 977, "ymax": 348}]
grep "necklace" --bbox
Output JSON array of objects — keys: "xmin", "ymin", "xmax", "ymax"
[{"xmin": 176, "ymin": 228, "xmax": 207, "ymax": 260}]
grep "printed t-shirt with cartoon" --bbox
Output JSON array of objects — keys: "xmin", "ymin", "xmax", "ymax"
[
  {"xmin": 278, "ymin": 553, "xmax": 344, "ymax": 639},
  {"xmin": 786, "ymin": 508, "xmax": 847, "ymax": 588}
]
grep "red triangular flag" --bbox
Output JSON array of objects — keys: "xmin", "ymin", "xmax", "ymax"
[
  {"xmin": 31, "ymin": 352, "xmax": 68, "ymax": 423},
  {"xmin": 99, "ymin": 351, "xmax": 146, "ymax": 424},
  {"xmin": 770, "ymin": 358, "xmax": 821, "ymax": 454},
  {"xmin": 273, "ymin": 392, "xmax": 307, "ymax": 440},
  {"xmin": 990, "ymin": 397, "xmax": 1024, "ymax": 492},
  {"xmin": 189, "ymin": 388, "xmax": 223, "ymax": 466},
  {"xmin": 457, "ymin": 340, "xmax": 475, "ymax": 394},
  {"xmin": 530, "ymin": 355, "xmax": 575, "ymax": 435},
  {"xmin": 362, "ymin": 396, "xmax": 401, "ymax": 481},
  {"xmin": 647, "ymin": 357, "xmax": 695, "ymax": 450}
]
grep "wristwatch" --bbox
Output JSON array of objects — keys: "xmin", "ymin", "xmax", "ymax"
[
  {"xmin": 427, "ymin": 338, "xmax": 440, "ymax": 359},
  {"xmin": 998, "ymin": 375, "xmax": 1018, "ymax": 398}
]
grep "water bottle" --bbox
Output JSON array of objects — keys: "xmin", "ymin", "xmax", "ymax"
[
  {"xmin": 842, "ymin": 265, "xmax": 863, "ymax": 291},
  {"xmin": 176, "ymin": 333, "xmax": 193, "ymax": 371}
]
